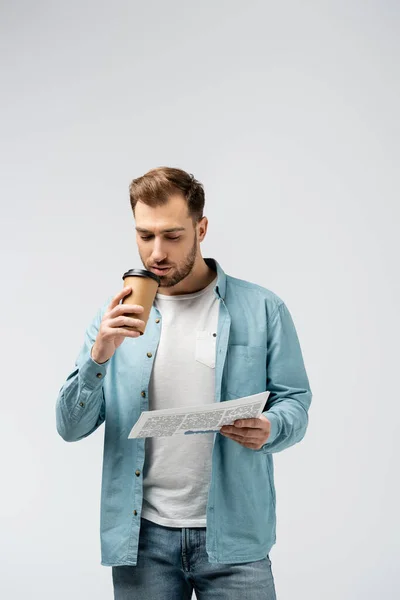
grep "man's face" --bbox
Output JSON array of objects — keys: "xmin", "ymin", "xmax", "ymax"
[{"xmin": 135, "ymin": 193, "xmax": 204, "ymax": 289}]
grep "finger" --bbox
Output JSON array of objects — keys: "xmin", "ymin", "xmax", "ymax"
[
  {"xmin": 117, "ymin": 303, "xmax": 144, "ymax": 313},
  {"xmin": 114, "ymin": 327, "xmax": 141, "ymax": 337},
  {"xmin": 112, "ymin": 316, "xmax": 145, "ymax": 329},
  {"xmin": 229, "ymin": 427, "xmax": 254, "ymax": 435},
  {"xmin": 110, "ymin": 303, "xmax": 144, "ymax": 318},
  {"xmin": 234, "ymin": 418, "xmax": 264, "ymax": 429},
  {"xmin": 108, "ymin": 287, "xmax": 132, "ymax": 311},
  {"xmin": 220, "ymin": 431, "xmax": 260, "ymax": 443},
  {"xmin": 221, "ymin": 432, "xmax": 261, "ymax": 449}
]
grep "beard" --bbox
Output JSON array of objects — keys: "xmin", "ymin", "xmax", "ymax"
[{"xmin": 140, "ymin": 230, "xmax": 198, "ymax": 288}]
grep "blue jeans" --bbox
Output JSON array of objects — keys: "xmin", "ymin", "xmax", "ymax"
[{"xmin": 112, "ymin": 517, "xmax": 277, "ymax": 599}]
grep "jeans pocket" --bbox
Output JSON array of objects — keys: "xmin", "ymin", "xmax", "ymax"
[{"xmin": 195, "ymin": 330, "xmax": 216, "ymax": 369}]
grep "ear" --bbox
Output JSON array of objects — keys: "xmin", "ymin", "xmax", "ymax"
[{"xmin": 198, "ymin": 216, "xmax": 208, "ymax": 241}]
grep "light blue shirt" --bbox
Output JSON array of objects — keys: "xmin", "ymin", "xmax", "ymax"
[{"xmin": 55, "ymin": 257, "xmax": 312, "ymax": 566}]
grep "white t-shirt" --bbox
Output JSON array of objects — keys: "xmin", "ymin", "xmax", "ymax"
[{"xmin": 141, "ymin": 274, "xmax": 219, "ymax": 527}]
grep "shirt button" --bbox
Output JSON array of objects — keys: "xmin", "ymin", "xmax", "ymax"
[
  {"xmin": 155, "ymin": 318, "xmax": 160, "ymax": 323},
  {"xmin": 96, "ymin": 373, "xmax": 102, "ymax": 378},
  {"xmin": 213, "ymin": 333, "xmax": 217, "ymax": 337},
  {"xmin": 147, "ymin": 352, "xmax": 152, "ymax": 358},
  {"xmin": 141, "ymin": 391, "xmax": 146, "ymax": 398},
  {"xmin": 133, "ymin": 510, "xmax": 138, "ymax": 516},
  {"xmin": 135, "ymin": 470, "xmax": 141, "ymax": 477},
  {"xmin": 79, "ymin": 402, "xmax": 85, "ymax": 407}
]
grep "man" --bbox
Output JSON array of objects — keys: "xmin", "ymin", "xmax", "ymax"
[{"xmin": 56, "ymin": 166, "xmax": 312, "ymax": 599}]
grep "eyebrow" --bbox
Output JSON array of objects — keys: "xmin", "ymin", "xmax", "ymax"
[{"xmin": 135, "ymin": 227, "xmax": 186, "ymax": 234}]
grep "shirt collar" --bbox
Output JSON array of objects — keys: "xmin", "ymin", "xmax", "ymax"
[{"xmin": 204, "ymin": 257, "xmax": 227, "ymax": 300}]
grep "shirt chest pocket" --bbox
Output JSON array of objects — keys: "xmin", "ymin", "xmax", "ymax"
[{"xmin": 195, "ymin": 330, "xmax": 217, "ymax": 369}]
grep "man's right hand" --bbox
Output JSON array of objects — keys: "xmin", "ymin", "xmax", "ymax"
[{"xmin": 91, "ymin": 287, "xmax": 145, "ymax": 364}]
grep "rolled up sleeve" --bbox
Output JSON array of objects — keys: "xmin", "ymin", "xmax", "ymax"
[
  {"xmin": 55, "ymin": 300, "xmax": 111, "ymax": 442},
  {"xmin": 261, "ymin": 302, "xmax": 313, "ymax": 453}
]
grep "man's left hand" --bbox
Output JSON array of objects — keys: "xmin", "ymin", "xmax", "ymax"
[{"xmin": 219, "ymin": 415, "xmax": 271, "ymax": 450}]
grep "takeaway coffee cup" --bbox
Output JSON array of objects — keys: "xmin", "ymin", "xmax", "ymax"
[{"xmin": 121, "ymin": 268, "xmax": 161, "ymax": 335}]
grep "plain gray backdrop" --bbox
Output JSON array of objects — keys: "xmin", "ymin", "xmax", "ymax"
[{"xmin": 1, "ymin": 1, "xmax": 399, "ymax": 598}]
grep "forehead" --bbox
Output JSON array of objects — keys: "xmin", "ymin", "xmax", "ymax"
[{"xmin": 134, "ymin": 194, "xmax": 190, "ymax": 233}]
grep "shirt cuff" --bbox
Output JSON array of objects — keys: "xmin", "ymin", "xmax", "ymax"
[
  {"xmin": 261, "ymin": 411, "xmax": 280, "ymax": 447},
  {"xmin": 79, "ymin": 353, "xmax": 110, "ymax": 390}
]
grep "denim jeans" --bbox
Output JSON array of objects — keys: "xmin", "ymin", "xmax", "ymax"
[{"xmin": 112, "ymin": 517, "xmax": 277, "ymax": 599}]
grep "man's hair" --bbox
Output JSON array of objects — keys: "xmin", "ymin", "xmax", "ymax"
[{"xmin": 129, "ymin": 166, "xmax": 205, "ymax": 226}]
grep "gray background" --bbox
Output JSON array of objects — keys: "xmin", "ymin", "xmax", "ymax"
[{"xmin": 1, "ymin": 1, "xmax": 399, "ymax": 598}]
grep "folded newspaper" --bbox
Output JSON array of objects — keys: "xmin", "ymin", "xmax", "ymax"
[{"xmin": 128, "ymin": 391, "xmax": 270, "ymax": 438}]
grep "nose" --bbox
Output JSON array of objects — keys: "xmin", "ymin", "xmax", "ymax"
[{"xmin": 149, "ymin": 239, "xmax": 168, "ymax": 264}]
